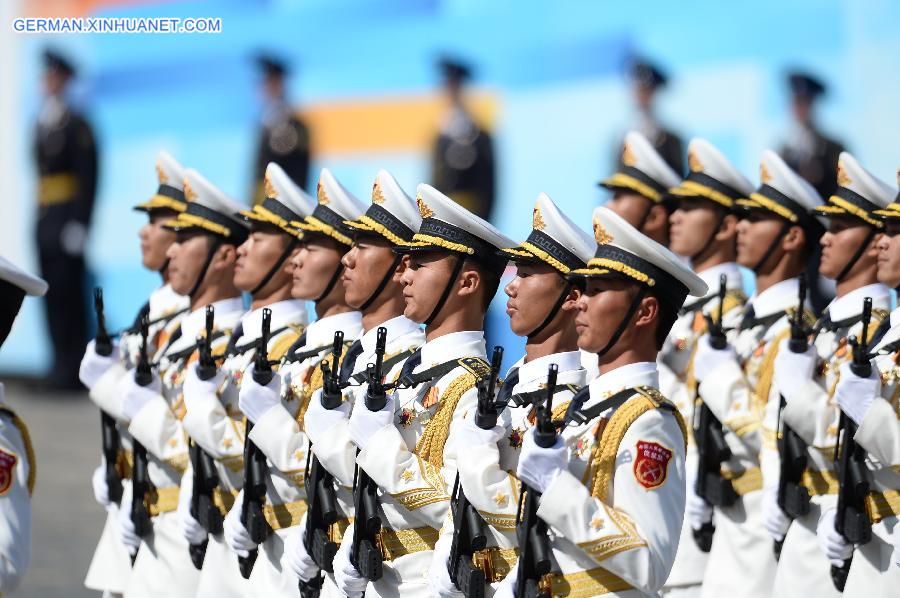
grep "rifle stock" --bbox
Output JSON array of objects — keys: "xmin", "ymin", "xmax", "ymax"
[
  {"xmin": 94, "ymin": 288, "xmax": 124, "ymax": 506},
  {"xmin": 130, "ymin": 315, "xmax": 154, "ymax": 562},
  {"xmin": 514, "ymin": 364, "xmax": 558, "ymax": 598},
  {"xmin": 239, "ymin": 308, "xmax": 274, "ymax": 578},
  {"xmin": 449, "ymin": 347, "xmax": 503, "ymax": 597},
  {"xmin": 831, "ymin": 297, "xmax": 873, "ymax": 590}
]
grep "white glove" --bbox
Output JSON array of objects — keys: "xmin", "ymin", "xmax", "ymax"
[
  {"xmin": 762, "ymin": 485, "xmax": 790, "ymax": 542},
  {"xmin": 348, "ymin": 392, "xmax": 394, "ymax": 451},
  {"xmin": 304, "ymin": 388, "xmax": 351, "ymax": 445},
  {"xmin": 834, "ymin": 362, "xmax": 880, "ymax": 425},
  {"xmin": 773, "ymin": 339, "xmax": 816, "ymax": 403},
  {"xmin": 686, "ymin": 486, "xmax": 713, "ymax": 531},
  {"xmin": 692, "ymin": 336, "xmax": 737, "ymax": 383},
  {"xmin": 817, "ymin": 508, "xmax": 853, "ymax": 566},
  {"xmin": 223, "ymin": 501, "xmax": 257, "ymax": 558},
  {"xmin": 91, "ymin": 463, "xmax": 112, "ymax": 509},
  {"xmin": 455, "ymin": 417, "xmax": 506, "ymax": 447},
  {"xmin": 79, "ymin": 339, "xmax": 120, "ymax": 390},
  {"xmin": 283, "ymin": 528, "xmax": 319, "ymax": 582},
  {"xmin": 118, "ymin": 501, "xmax": 142, "ymax": 556},
  {"xmin": 182, "ymin": 363, "xmax": 225, "ymax": 410},
  {"xmin": 428, "ymin": 532, "xmax": 462, "ymax": 597},
  {"xmin": 122, "ymin": 374, "xmax": 162, "ymax": 422},
  {"xmin": 60, "ymin": 219, "xmax": 87, "ymax": 255},
  {"xmin": 238, "ymin": 364, "xmax": 283, "ymax": 424},
  {"xmin": 333, "ymin": 535, "xmax": 367, "ymax": 597},
  {"xmin": 516, "ymin": 429, "xmax": 567, "ymax": 494},
  {"xmin": 177, "ymin": 484, "xmax": 207, "ymax": 545},
  {"xmin": 493, "ymin": 567, "xmax": 517, "ymax": 598}
]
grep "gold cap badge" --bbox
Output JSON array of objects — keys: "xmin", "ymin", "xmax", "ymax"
[
  {"xmin": 593, "ymin": 214, "xmax": 613, "ymax": 245},
  {"xmin": 317, "ymin": 181, "xmax": 330, "ymax": 205},
  {"xmin": 416, "ymin": 194, "xmax": 434, "ymax": 218},
  {"xmin": 264, "ymin": 173, "xmax": 277, "ymax": 200},
  {"xmin": 837, "ymin": 161, "xmax": 852, "ymax": 187},
  {"xmin": 532, "ymin": 204, "xmax": 546, "ymax": 230},
  {"xmin": 688, "ymin": 149, "xmax": 704, "ymax": 173},
  {"xmin": 622, "ymin": 142, "xmax": 637, "ymax": 167},
  {"xmin": 760, "ymin": 161, "xmax": 772, "ymax": 184},
  {"xmin": 372, "ymin": 181, "xmax": 386, "ymax": 204},
  {"xmin": 183, "ymin": 179, "xmax": 198, "ymax": 202},
  {"xmin": 156, "ymin": 161, "xmax": 167, "ymax": 184}
]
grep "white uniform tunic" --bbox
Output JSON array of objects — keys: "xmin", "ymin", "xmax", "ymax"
[
  {"xmin": 658, "ymin": 263, "xmax": 744, "ymax": 596},
  {"xmin": 536, "ymin": 362, "xmax": 687, "ymax": 597},
  {"xmin": 0, "ymin": 384, "xmax": 34, "ymax": 595},
  {"xmin": 838, "ymin": 305, "xmax": 900, "ymax": 597},
  {"xmin": 305, "ymin": 315, "xmax": 424, "ymax": 596},
  {"xmin": 343, "ymin": 330, "xmax": 488, "ymax": 597},
  {"xmin": 242, "ymin": 311, "xmax": 363, "ymax": 598},
  {"xmin": 182, "ymin": 299, "xmax": 307, "ymax": 598},
  {"xmin": 121, "ymin": 296, "xmax": 245, "ymax": 598},
  {"xmin": 765, "ymin": 284, "xmax": 889, "ymax": 598},
  {"xmin": 85, "ymin": 283, "xmax": 188, "ymax": 594},
  {"xmin": 696, "ymin": 278, "xmax": 801, "ymax": 598}
]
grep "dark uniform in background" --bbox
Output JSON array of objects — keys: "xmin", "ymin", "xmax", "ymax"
[
  {"xmin": 779, "ymin": 71, "xmax": 845, "ymax": 312},
  {"xmin": 250, "ymin": 54, "xmax": 310, "ymax": 206},
  {"xmin": 430, "ymin": 57, "xmax": 496, "ymax": 221},
  {"xmin": 616, "ymin": 58, "xmax": 684, "ymax": 176},
  {"xmin": 34, "ymin": 50, "xmax": 98, "ymax": 390}
]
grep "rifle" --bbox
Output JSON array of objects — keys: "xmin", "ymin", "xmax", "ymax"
[
  {"xmin": 774, "ymin": 275, "xmax": 812, "ymax": 559},
  {"xmin": 93, "ymin": 288, "xmax": 124, "ymax": 506},
  {"xmin": 448, "ymin": 346, "xmax": 503, "ymax": 598},
  {"xmin": 130, "ymin": 315, "xmax": 154, "ymax": 561},
  {"xmin": 238, "ymin": 308, "xmax": 274, "ymax": 579},
  {"xmin": 692, "ymin": 274, "xmax": 736, "ymax": 551},
  {"xmin": 187, "ymin": 306, "xmax": 222, "ymax": 570},
  {"xmin": 831, "ymin": 297, "xmax": 874, "ymax": 590},
  {"xmin": 350, "ymin": 328, "xmax": 387, "ymax": 581},
  {"xmin": 514, "ymin": 364, "xmax": 558, "ymax": 598},
  {"xmin": 300, "ymin": 330, "xmax": 344, "ymax": 596}
]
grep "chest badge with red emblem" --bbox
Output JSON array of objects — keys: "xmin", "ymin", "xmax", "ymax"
[
  {"xmin": 0, "ymin": 449, "xmax": 17, "ymax": 496},
  {"xmin": 633, "ymin": 441, "xmax": 672, "ymax": 490}
]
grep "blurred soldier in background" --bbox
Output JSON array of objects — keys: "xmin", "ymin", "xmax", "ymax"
[
  {"xmin": 34, "ymin": 49, "xmax": 98, "ymax": 391},
  {"xmin": 779, "ymin": 71, "xmax": 844, "ymax": 200},
  {"xmin": 616, "ymin": 57, "xmax": 684, "ymax": 176},
  {"xmin": 779, "ymin": 71, "xmax": 844, "ymax": 312},
  {"xmin": 250, "ymin": 54, "xmax": 311, "ymax": 207},
  {"xmin": 430, "ymin": 57, "xmax": 496, "ymax": 221}
]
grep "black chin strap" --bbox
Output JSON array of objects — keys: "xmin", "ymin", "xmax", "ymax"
[
  {"xmin": 752, "ymin": 221, "xmax": 791, "ymax": 273},
  {"xmin": 187, "ymin": 238, "xmax": 222, "ymax": 298},
  {"xmin": 526, "ymin": 277, "xmax": 572, "ymax": 339},
  {"xmin": 424, "ymin": 255, "xmax": 466, "ymax": 327},
  {"xmin": 596, "ymin": 285, "xmax": 648, "ymax": 358},
  {"xmin": 358, "ymin": 255, "xmax": 401, "ymax": 312},
  {"xmin": 835, "ymin": 228, "xmax": 876, "ymax": 283},
  {"xmin": 158, "ymin": 258, "xmax": 170, "ymax": 276},
  {"xmin": 314, "ymin": 263, "xmax": 345, "ymax": 303},
  {"xmin": 636, "ymin": 200, "xmax": 654, "ymax": 233},
  {"xmin": 249, "ymin": 238, "xmax": 298, "ymax": 296},
  {"xmin": 691, "ymin": 212, "xmax": 726, "ymax": 262}
]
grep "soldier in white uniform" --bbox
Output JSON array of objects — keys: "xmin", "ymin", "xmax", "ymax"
[
  {"xmin": 817, "ymin": 169, "xmax": 900, "ymax": 597},
  {"xmin": 331, "ymin": 183, "xmax": 514, "ymax": 597},
  {"xmin": 428, "ymin": 192, "xmax": 595, "ymax": 597},
  {"xmin": 767, "ymin": 153, "xmax": 894, "ymax": 597},
  {"xmin": 692, "ymin": 151, "xmax": 825, "ymax": 598},
  {"xmin": 112, "ymin": 169, "xmax": 249, "ymax": 598},
  {"xmin": 177, "ymin": 162, "xmax": 314, "ymax": 598},
  {"xmin": 271, "ymin": 169, "xmax": 426, "ymax": 594},
  {"xmin": 225, "ymin": 168, "xmax": 366, "ymax": 597},
  {"xmin": 0, "ymin": 257, "xmax": 47, "ymax": 595},
  {"xmin": 660, "ymin": 138, "xmax": 754, "ymax": 597},
  {"xmin": 601, "ymin": 131, "xmax": 681, "ymax": 247},
  {"xmin": 81, "ymin": 150, "xmax": 190, "ymax": 598},
  {"xmin": 505, "ymin": 206, "xmax": 706, "ymax": 596}
]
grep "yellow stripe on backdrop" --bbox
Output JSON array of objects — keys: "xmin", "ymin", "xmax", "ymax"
[{"xmin": 297, "ymin": 92, "xmax": 499, "ymax": 156}]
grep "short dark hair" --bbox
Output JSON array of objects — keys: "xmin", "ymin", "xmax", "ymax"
[
  {"xmin": 467, "ymin": 259, "xmax": 502, "ymax": 312},
  {"xmin": 651, "ymin": 291, "xmax": 680, "ymax": 350}
]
